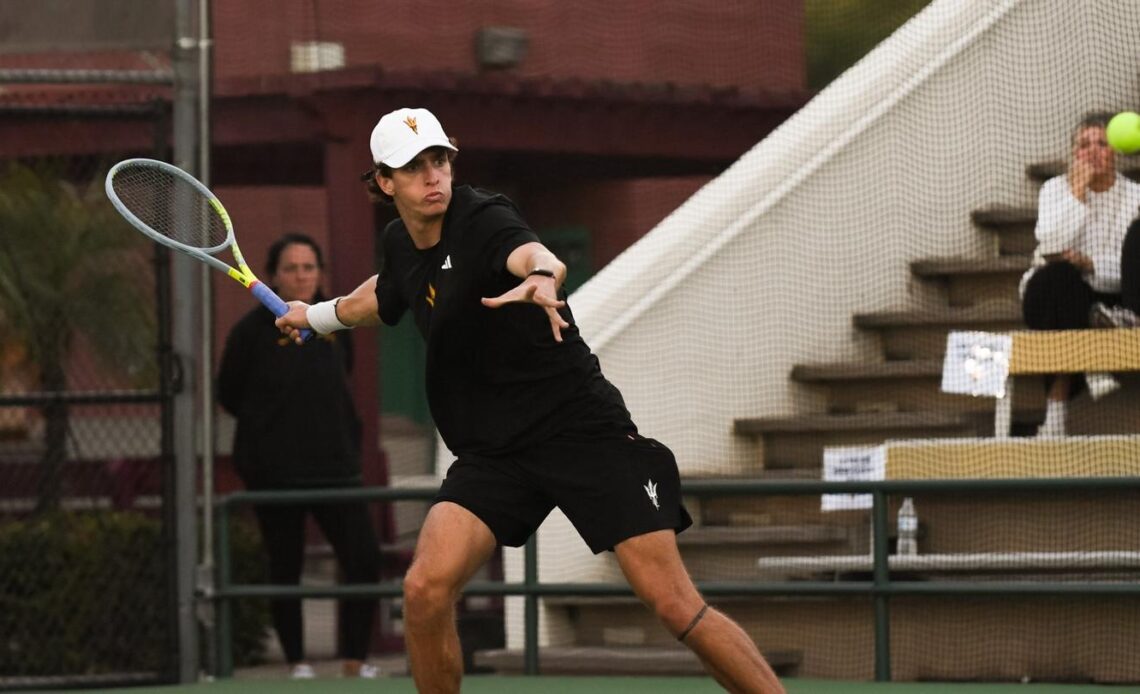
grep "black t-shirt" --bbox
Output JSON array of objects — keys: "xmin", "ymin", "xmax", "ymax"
[
  {"xmin": 217, "ymin": 301, "xmax": 363, "ymax": 489},
  {"xmin": 375, "ymin": 185, "xmax": 634, "ymax": 456}
]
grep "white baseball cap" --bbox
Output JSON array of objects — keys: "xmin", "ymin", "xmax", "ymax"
[{"xmin": 369, "ymin": 107, "xmax": 458, "ymax": 168}]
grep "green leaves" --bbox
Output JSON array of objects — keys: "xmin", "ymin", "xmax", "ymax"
[
  {"xmin": 806, "ymin": 0, "xmax": 933, "ymax": 90},
  {"xmin": 0, "ymin": 162, "xmax": 157, "ymax": 390}
]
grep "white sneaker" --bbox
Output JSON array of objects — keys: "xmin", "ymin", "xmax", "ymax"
[
  {"xmin": 357, "ymin": 663, "xmax": 380, "ymax": 679},
  {"xmin": 1036, "ymin": 417, "xmax": 1065, "ymax": 438},
  {"xmin": 290, "ymin": 663, "xmax": 316, "ymax": 680},
  {"xmin": 1090, "ymin": 302, "xmax": 1140, "ymax": 328},
  {"xmin": 1087, "ymin": 372, "xmax": 1122, "ymax": 400}
]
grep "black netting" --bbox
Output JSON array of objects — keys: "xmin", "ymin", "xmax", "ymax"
[{"xmin": 5, "ymin": 0, "xmax": 1140, "ymax": 687}]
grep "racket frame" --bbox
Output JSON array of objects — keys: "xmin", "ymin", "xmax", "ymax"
[{"xmin": 105, "ymin": 158, "xmax": 310, "ymax": 338}]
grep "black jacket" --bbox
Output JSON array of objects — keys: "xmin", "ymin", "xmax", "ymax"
[{"xmin": 217, "ymin": 298, "xmax": 362, "ymax": 489}]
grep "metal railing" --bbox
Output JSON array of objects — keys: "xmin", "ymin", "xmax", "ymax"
[{"xmin": 211, "ymin": 476, "xmax": 1140, "ymax": 680}]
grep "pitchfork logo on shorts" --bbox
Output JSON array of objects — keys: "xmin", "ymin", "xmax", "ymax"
[{"xmin": 643, "ymin": 479, "xmax": 660, "ymax": 510}]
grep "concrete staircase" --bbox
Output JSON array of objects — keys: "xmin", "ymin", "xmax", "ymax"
[
  {"xmin": 735, "ymin": 196, "xmax": 1036, "ymax": 473},
  {"xmin": 738, "ymin": 160, "xmax": 1140, "ymax": 472}
]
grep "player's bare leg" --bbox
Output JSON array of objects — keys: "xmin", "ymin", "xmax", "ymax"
[
  {"xmin": 402, "ymin": 502, "xmax": 497, "ymax": 693},
  {"xmin": 615, "ymin": 530, "xmax": 786, "ymax": 694}
]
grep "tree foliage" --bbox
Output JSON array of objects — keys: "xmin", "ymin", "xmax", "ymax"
[
  {"xmin": 0, "ymin": 162, "xmax": 157, "ymax": 511},
  {"xmin": 806, "ymin": 0, "xmax": 934, "ymax": 90}
]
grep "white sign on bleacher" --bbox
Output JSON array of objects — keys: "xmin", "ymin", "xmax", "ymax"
[
  {"xmin": 941, "ymin": 331, "xmax": 1012, "ymax": 398},
  {"xmin": 821, "ymin": 445, "xmax": 884, "ymax": 511}
]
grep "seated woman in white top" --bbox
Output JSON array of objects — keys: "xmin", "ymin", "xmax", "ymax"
[{"xmin": 1021, "ymin": 111, "xmax": 1140, "ymax": 437}]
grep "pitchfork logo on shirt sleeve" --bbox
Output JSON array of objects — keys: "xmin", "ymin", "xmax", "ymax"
[{"xmin": 643, "ymin": 479, "xmax": 660, "ymax": 510}]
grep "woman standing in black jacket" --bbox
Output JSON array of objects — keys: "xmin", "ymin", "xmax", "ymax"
[{"xmin": 217, "ymin": 233, "xmax": 380, "ymax": 679}]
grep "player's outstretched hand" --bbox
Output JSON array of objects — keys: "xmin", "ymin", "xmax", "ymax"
[
  {"xmin": 275, "ymin": 301, "xmax": 312, "ymax": 345},
  {"xmin": 482, "ymin": 276, "xmax": 570, "ymax": 342}
]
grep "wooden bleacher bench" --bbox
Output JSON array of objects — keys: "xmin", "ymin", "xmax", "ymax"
[
  {"xmin": 761, "ymin": 434, "xmax": 1140, "ymax": 579},
  {"xmin": 949, "ymin": 328, "xmax": 1140, "ymax": 437},
  {"xmin": 885, "ymin": 434, "xmax": 1140, "ymax": 478}
]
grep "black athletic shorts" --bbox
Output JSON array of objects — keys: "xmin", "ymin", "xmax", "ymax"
[{"xmin": 435, "ymin": 432, "xmax": 693, "ymax": 554}]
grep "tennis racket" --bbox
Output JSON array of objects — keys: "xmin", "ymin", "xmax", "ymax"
[{"xmin": 105, "ymin": 158, "xmax": 311, "ymax": 341}]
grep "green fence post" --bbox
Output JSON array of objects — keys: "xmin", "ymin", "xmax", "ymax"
[
  {"xmin": 524, "ymin": 533, "xmax": 539, "ymax": 675},
  {"xmin": 872, "ymin": 489, "xmax": 891, "ymax": 681},
  {"xmin": 216, "ymin": 503, "xmax": 234, "ymax": 678}
]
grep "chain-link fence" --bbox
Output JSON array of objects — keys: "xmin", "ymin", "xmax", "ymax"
[{"xmin": 0, "ymin": 81, "xmax": 179, "ymax": 687}]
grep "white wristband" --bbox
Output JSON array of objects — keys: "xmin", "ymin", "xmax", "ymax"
[{"xmin": 306, "ymin": 298, "xmax": 350, "ymax": 334}]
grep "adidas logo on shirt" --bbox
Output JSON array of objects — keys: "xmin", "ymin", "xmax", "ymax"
[{"xmin": 441, "ymin": 255, "xmax": 452, "ymax": 270}]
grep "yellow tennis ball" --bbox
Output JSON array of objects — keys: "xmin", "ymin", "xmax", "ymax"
[{"xmin": 1106, "ymin": 111, "xmax": 1140, "ymax": 154}]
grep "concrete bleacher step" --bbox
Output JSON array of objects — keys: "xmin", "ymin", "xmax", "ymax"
[
  {"xmin": 677, "ymin": 523, "xmax": 847, "ymax": 546},
  {"xmin": 853, "ymin": 301, "xmax": 1024, "ymax": 360},
  {"xmin": 853, "ymin": 301, "xmax": 1023, "ymax": 329},
  {"xmin": 969, "ymin": 204, "xmax": 1036, "ymax": 255},
  {"xmin": 515, "ymin": 594, "xmax": 1140, "ymax": 682},
  {"xmin": 789, "ymin": 358, "xmax": 1045, "ymax": 414},
  {"xmin": 735, "ymin": 410, "xmax": 973, "ymax": 435},
  {"xmin": 969, "ymin": 204, "xmax": 1036, "ymax": 229},
  {"xmin": 676, "ymin": 523, "xmax": 854, "ymax": 577},
  {"xmin": 686, "ymin": 478, "xmax": 869, "ymax": 533},
  {"xmin": 734, "ymin": 411, "xmax": 980, "ymax": 469},
  {"xmin": 484, "ymin": 595, "xmax": 812, "ymax": 676},
  {"xmin": 910, "ymin": 254, "xmax": 1031, "ymax": 307},
  {"xmin": 789, "ymin": 359, "xmax": 954, "ymax": 412},
  {"xmin": 474, "ymin": 645, "xmax": 803, "ymax": 677},
  {"xmin": 791, "ymin": 358, "xmax": 944, "ymax": 382},
  {"xmin": 910, "ymin": 255, "xmax": 1032, "ymax": 279}
]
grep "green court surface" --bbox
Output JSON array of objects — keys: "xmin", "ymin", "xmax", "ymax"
[{"xmin": 61, "ymin": 676, "xmax": 1131, "ymax": 693}]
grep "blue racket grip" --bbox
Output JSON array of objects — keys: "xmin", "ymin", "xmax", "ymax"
[{"xmin": 251, "ymin": 282, "xmax": 314, "ymax": 342}]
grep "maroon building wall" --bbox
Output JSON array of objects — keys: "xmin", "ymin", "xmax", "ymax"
[
  {"xmin": 525, "ymin": 176, "xmax": 713, "ymax": 269},
  {"xmin": 210, "ymin": 186, "xmax": 331, "ymax": 358},
  {"xmin": 213, "ymin": 1, "xmax": 804, "ymax": 93},
  {"xmin": 0, "ymin": 2, "xmax": 807, "ymax": 527}
]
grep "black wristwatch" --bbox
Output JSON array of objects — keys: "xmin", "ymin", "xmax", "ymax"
[{"xmin": 527, "ymin": 268, "xmax": 556, "ymax": 279}]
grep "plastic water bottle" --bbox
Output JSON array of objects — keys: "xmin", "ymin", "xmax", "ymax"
[{"xmin": 897, "ymin": 497, "xmax": 918, "ymax": 556}]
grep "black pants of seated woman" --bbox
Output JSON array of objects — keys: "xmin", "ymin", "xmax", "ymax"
[
  {"xmin": 1120, "ymin": 217, "xmax": 1140, "ymax": 313},
  {"xmin": 1023, "ymin": 217, "xmax": 1140, "ymax": 330},
  {"xmin": 1021, "ymin": 262, "xmax": 1113, "ymax": 397},
  {"xmin": 1021, "ymin": 261, "xmax": 1112, "ymax": 330}
]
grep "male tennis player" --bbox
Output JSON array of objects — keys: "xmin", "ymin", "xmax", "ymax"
[{"xmin": 276, "ymin": 107, "xmax": 785, "ymax": 694}]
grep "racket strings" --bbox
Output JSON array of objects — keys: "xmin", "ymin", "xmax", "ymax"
[{"xmin": 110, "ymin": 165, "xmax": 229, "ymax": 250}]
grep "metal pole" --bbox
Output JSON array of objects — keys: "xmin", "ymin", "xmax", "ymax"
[
  {"xmin": 195, "ymin": 0, "xmax": 218, "ymax": 678},
  {"xmin": 151, "ymin": 101, "xmax": 180, "ymax": 684},
  {"xmin": 524, "ymin": 534, "xmax": 539, "ymax": 675},
  {"xmin": 172, "ymin": 0, "xmax": 201, "ymax": 682},
  {"xmin": 216, "ymin": 505, "xmax": 234, "ymax": 678},
  {"xmin": 872, "ymin": 490, "xmax": 891, "ymax": 682}
]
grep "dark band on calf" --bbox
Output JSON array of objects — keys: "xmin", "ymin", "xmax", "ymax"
[{"xmin": 677, "ymin": 603, "xmax": 709, "ymax": 643}]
